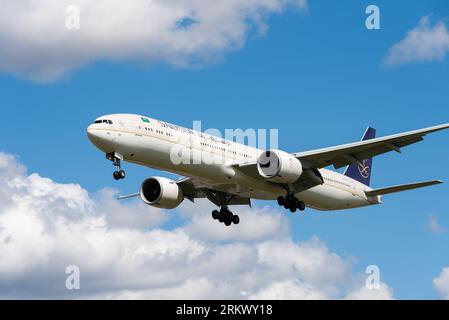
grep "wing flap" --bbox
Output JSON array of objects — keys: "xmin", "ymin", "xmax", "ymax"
[
  {"xmin": 177, "ymin": 177, "xmax": 208, "ymax": 202},
  {"xmin": 232, "ymin": 161, "xmax": 259, "ymax": 178},
  {"xmin": 365, "ymin": 180, "xmax": 443, "ymax": 197},
  {"xmin": 178, "ymin": 177, "xmax": 251, "ymax": 206}
]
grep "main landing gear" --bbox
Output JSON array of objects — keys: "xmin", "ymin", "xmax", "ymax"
[
  {"xmin": 277, "ymin": 194, "xmax": 306, "ymax": 213},
  {"xmin": 107, "ymin": 152, "xmax": 126, "ymax": 180},
  {"xmin": 212, "ymin": 206, "xmax": 240, "ymax": 226}
]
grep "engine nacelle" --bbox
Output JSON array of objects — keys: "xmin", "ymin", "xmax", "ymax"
[
  {"xmin": 257, "ymin": 150, "xmax": 303, "ymax": 183},
  {"xmin": 140, "ymin": 177, "xmax": 183, "ymax": 209}
]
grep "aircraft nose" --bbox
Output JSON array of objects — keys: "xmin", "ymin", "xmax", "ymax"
[
  {"xmin": 86, "ymin": 124, "xmax": 115, "ymax": 153},
  {"xmin": 86, "ymin": 124, "xmax": 97, "ymax": 142},
  {"xmin": 86, "ymin": 124, "xmax": 105, "ymax": 147}
]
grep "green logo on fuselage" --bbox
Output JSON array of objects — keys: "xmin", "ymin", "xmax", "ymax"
[{"xmin": 141, "ymin": 117, "xmax": 150, "ymax": 123}]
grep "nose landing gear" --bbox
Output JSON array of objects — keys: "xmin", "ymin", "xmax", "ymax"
[
  {"xmin": 212, "ymin": 206, "xmax": 240, "ymax": 226},
  {"xmin": 107, "ymin": 152, "xmax": 126, "ymax": 180},
  {"xmin": 113, "ymin": 169, "xmax": 126, "ymax": 180},
  {"xmin": 277, "ymin": 194, "xmax": 305, "ymax": 213}
]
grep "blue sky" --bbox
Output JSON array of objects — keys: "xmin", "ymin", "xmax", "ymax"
[{"xmin": 1, "ymin": 0, "xmax": 449, "ymax": 299}]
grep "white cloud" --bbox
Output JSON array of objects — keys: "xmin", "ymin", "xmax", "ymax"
[
  {"xmin": 257, "ymin": 237, "xmax": 352, "ymax": 287},
  {"xmin": 0, "ymin": 0, "xmax": 307, "ymax": 82},
  {"xmin": 434, "ymin": 268, "xmax": 449, "ymax": 300},
  {"xmin": 0, "ymin": 151, "xmax": 393, "ymax": 299},
  {"xmin": 385, "ymin": 16, "xmax": 449, "ymax": 66},
  {"xmin": 248, "ymin": 279, "xmax": 332, "ymax": 300},
  {"xmin": 427, "ymin": 214, "xmax": 447, "ymax": 235},
  {"xmin": 345, "ymin": 283, "xmax": 394, "ymax": 300},
  {"xmin": 94, "ymin": 188, "xmax": 167, "ymax": 230}
]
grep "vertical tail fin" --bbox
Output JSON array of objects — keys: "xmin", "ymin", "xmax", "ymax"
[{"xmin": 343, "ymin": 127, "xmax": 376, "ymax": 186}]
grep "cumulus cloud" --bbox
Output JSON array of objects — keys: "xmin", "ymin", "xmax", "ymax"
[
  {"xmin": 94, "ymin": 188, "xmax": 167, "ymax": 230},
  {"xmin": 434, "ymin": 268, "xmax": 449, "ymax": 300},
  {"xmin": 248, "ymin": 279, "xmax": 332, "ymax": 300},
  {"xmin": 385, "ymin": 16, "xmax": 449, "ymax": 66},
  {"xmin": 427, "ymin": 214, "xmax": 447, "ymax": 235},
  {"xmin": 0, "ymin": 151, "xmax": 393, "ymax": 299},
  {"xmin": 0, "ymin": 0, "xmax": 307, "ymax": 82},
  {"xmin": 345, "ymin": 283, "xmax": 393, "ymax": 300}
]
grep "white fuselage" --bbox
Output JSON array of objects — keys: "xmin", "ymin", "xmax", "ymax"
[{"xmin": 87, "ymin": 114, "xmax": 381, "ymax": 211}]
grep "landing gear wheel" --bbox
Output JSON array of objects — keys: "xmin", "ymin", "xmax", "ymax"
[
  {"xmin": 213, "ymin": 205, "xmax": 239, "ymax": 226},
  {"xmin": 277, "ymin": 196, "xmax": 285, "ymax": 206},
  {"xmin": 278, "ymin": 193, "xmax": 306, "ymax": 213},
  {"xmin": 223, "ymin": 209, "xmax": 233, "ymax": 226},
  {"xmin": 108, "ymin": 152, "xmax": 126, "ymax": 181}
]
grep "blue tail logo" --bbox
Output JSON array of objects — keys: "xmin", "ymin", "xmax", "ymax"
[
  {"xmin": 344, "ymin": 127, "xmax": 376, "ymax": 186},
  {"xmin": 358, "ymin": 160, "xmax": 371, "ymax": 179}
]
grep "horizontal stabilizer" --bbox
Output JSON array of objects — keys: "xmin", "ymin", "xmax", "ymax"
[{"xmin": 365, "ymin": 180, "xmax": 443, "ymax": 197}]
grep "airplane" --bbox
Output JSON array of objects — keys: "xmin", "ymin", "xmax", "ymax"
[{"xmin": 87, "ymin": 114, "xmax": 449, "ymax": 227}]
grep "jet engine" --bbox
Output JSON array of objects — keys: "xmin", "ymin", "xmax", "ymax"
[
  {"xmin": 257, "ymin": 150, "xmax": 303, "ymax": 183},
  {"xmin": 140, "ymin": 177, "xmax": 184, "ymax": 209}
]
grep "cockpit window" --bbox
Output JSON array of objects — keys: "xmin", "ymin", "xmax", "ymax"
[{"xmin": 93, "ymin": 119, "xmax": 113, "ymax": 125}]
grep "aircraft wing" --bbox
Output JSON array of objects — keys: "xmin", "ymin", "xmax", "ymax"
[{"xmin": 293, "ymin": 123, "xmax": 449, "ymax": 169}]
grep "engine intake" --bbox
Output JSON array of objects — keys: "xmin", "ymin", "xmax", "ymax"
[
  {"xmin": 140, "ymin": 177, "xmax": 183, "ymax": 209},
  {"xmin": 257, "ymin": 150, "xmax": 303, "ymax": 183}
]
